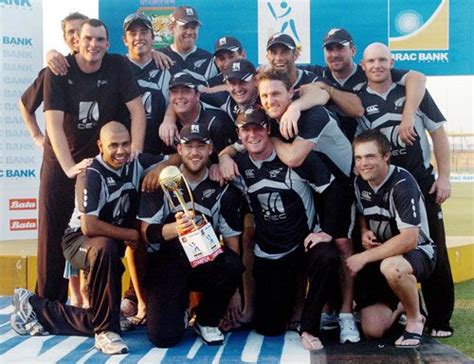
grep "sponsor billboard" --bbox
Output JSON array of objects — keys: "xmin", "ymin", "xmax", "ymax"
[
  {"xmin": 101, "ymin": 0, "xmax": 473, "ymax": 76},
  {"xmin": 0, "ymin": 0, "xmax": 43, "ymax": 240}
]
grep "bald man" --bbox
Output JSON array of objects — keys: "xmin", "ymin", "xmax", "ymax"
[
  {"xmin": 10, "ymin": 122, "xmax": 166, "ymax": 355},
  {"xmin": 356, "ymin": 42, "xmax": 454, "ymax": 338}
]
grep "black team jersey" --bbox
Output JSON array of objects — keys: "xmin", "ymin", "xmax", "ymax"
[
  {"xmin": 138, "ymin": 170, "xmax": 242, "ymax": 253},
  {"xmin": 161, "ymin": 46, "xmax": 218, "ymax": 85},
  {"xmin": 302, "ymin": 63, "xmax": 410, "ymax": 141},
  {"xmin": 122, "ymin": 57, "xmax": 173, "ymax": 155},
  {"xmin": 354, "ymin": 165, "xmax": 434, "ymax": 260},
  {"xmin": 43, "ymin": 53, "xmax": 140, "ymax": 162},
  {"xmin": 233, "ymin": 149, "xmax": 341, "ymax": 258},
  {"xmin": 273, "ymin": 105, "xmax": 353, "ymax": 178},
  {"xmin": 67, "ymin": 153, "xmax": 164, "ymax": 231},
  {"xmin": 176, "ymin": 102, "xmax": 238, "ymax": 153},
  {"xmin": 356, "ymin": 84, "xmax": 446, "ymax": 185}
]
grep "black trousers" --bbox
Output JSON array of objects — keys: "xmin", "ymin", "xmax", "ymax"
[
  {"xmin": 300, "ymin": 242, "xmax": 341, "ymax": 336},
  {"xmin": 420, "ymin": 186, "xmax": 454, "ymax": 332},
  {"xmin": 36, "ymin": 157, "xmax": 76, "ymax": 303},
  {"xmin": 146, "ymin": 245, "xmax": 244, "ymax": 348},
  {"xmin": 31, "ymin": 235, "xmax": 125, "ymax": 336}
]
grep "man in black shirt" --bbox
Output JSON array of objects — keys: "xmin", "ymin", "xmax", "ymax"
[
  {"xmin": 33, "ymin": 19, "xmax": 146, "ymax": 304},
  {"xmin": 349, "ymin": 130, "xmax": 435, "ymax": 348},
  {"xmin": 231, "ymin": 107, "xmax": 342, "ymax": 350},
  {"xmin": 138, "ymin": 124, "xmax": 244, "ymax": 347},
  {"xmin": 357, "ymin": 42, "xmax": 453, "ymax": 338},
  {"xmin": 11, "ymin": 122, "xmax": 164, "ymax": 355}
]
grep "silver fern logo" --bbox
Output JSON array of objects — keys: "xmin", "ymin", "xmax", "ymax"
[{"xmin": 78, "ymin": 101, "xmax": 99, "ymax": 129}]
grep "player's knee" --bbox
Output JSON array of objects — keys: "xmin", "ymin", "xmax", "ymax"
[{"xmin": 380, "ymin": 257, "xmax": 404, "ymax": 283}]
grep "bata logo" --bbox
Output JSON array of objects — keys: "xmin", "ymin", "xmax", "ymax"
[
  {"xmin": 10, "ymin": 219, "xmax": 37, "ymax": 231},
  {"xmin": 9, "ymin": 198, "xmax": 37, "ymax": 210}
]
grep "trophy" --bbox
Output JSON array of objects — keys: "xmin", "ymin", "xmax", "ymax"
[{"xmin": 159, "ymin": 166, "xmax": 223, "ymax": 267}]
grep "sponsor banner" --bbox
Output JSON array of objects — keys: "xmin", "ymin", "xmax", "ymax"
[
  {"xmin": 102, "ymin": 0, "xmax": 472, "ymax": 76},
  {"xmin": 0, "ymin": 0, "xmax": 43, "ymax": 240}
]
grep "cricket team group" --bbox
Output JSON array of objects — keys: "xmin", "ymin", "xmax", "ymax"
[{"xmin": 10, "ymin": 5, "xmax": 454, "ymax": 355}]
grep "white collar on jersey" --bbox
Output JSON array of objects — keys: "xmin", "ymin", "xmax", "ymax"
[
  {"xmin": 179, "ymin": 165, "xmax": 209, "ymax": 190},
  {"xmin": 171, "ymin": 44, "xmax": 198, "ymax": 60},
  {"xmin": 248, "ymin": 148, "xmax": 277, "ymax": 169},
  {"xmin": 368, "ymin": 164, "xmax": 396, "ymax": 192},
  {"xmin": 366, "ymin": 82, "xmax": 397, "ymax": 101},
  {"xmin": 96, "ymin": 154, "xmax": 127, "ymax": 176}
]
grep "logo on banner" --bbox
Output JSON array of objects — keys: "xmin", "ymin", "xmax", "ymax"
[
  {"xmin": 10, "ymin": 219, "xmax": 37, "ymax": 231},
  {"xmin": 257, "ymin": 0, "xmax": 310, "ymax": 64},
  {"xmin": 389, "ymin": 0, "xmax": 449, "ymax": 63},
  {"xmin": 9, "ymin": 198, "xmax": 37, "ymax": 210}
]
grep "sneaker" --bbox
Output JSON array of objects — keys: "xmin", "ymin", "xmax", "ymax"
[
  {"xmin": 120, "ymin": 298, "xmax": 137, "ymax": 318},
  {"xmin": 10, "ymin": 288, "xmax": 49, "ymax": 336},
  {"xmin": 339, "ymin": 313, "xmax": 360, "ymax": 343},
  {"xmin": 320, "ymin": 312, "xmax": 339, "ymax": 331},
  {"xmin": 194, "ymin": 321, "xmax": 224, "ymax": 345},
  {"xmin": 95, "ymin": 331, "xmax": 129, "ymax": 355}
]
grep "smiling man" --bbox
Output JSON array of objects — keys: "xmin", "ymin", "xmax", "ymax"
[
  {"xmin": 138, "ymin": 124, "xmax": 244, "ymax": 348},
  {"xmin": 357, "ymin": 42, "xmax": 454, "ymax": 338},
  {"xmin": 349, "ymin": 129, "xmax": 435, "ymax": 348},
  {"xmin": 30, "ymin": 18, "xmax": 146, "ymax": 305},
  {"xmin": 161, "ymin": 6, "xmax": 217, "ymax": 84},
  {"xmin": 10, "ymin": 122, "xmax": 166, "ymax": 355}
]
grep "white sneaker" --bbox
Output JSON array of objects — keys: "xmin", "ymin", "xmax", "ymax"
[
  {"xmin": 194, "ymin": 322, "xmax": 224, "ymax": 345},
  {"xmin": 120, "ymin": 298, "xmax": 137, "ymax": 318},
  {"xmin": 320, "ymin": 312, "xmax": 339, "ymax": 331},
  {"xmin": 338, "ymin": 313, "xmax": 360, "ymax": 343},
  {"xmin": 95, "ymin": 331, "xmax": 129, "ymax": 355},
  {"xmin": 10, "ymin": 288, "xmax": 49, "ymax": 336}
]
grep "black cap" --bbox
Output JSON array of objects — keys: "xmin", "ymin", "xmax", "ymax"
[
  {"xmin": 223, "ymin": 59, "xmax": 256, "ymax": 82},
  {"xmin": 123, "ymin": 13, "xmax": 153, "ymax": 32},
  {"xmin": 266, "ymin": 32, "xmax": 296, "ymax": 50},
  {"xmin": 236, "ymin": 107, "xmax": 268, "ymax": 128},
  {"xmin": 179, "ymin": 123, "xmax": 210, "ymax": 144},
  {"xmin": 169, "ymin": 72, "xmax": 198, "ymax": 89},
  {"xmin": 214, "ymin": 36, "xmax": 242, "ymax": 55},
  {"xmin": 170, "ymin": 6, "xmax": 200, "ymax": 26},
  {"xmin": 322, "ymin": 28, "xmax": 353, "ymax": 48}
]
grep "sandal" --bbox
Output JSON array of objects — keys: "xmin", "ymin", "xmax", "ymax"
[
  {"xmin": 395, "ymin": 330, "xmax": 422, "ymax": 348},
  {"xmin": 300, "ymin": 332, "xmax": 323, "ymax": 351},
  {"xmin": 430, "ymin": 329, "xmax": 453, "ymax": 338},
  {"xmin": 127, "ymin": 314, "xmax": 147, "ymax": 326}
]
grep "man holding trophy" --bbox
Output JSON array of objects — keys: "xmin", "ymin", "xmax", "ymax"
[{"xmin": 138, "ymin": 124, "xmax": 244, "ymax": 348}]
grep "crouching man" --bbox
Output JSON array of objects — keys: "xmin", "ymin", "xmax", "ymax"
[
  {"xmin": 138, "ymin": 124, "xmax": 244, "ymax": 347},
  {"xmin": 347, "ymin": 130, "xmax": 435, "ymax": 348},
  {"xmin": 10, "ymin": 122, "xmax": 166, "ymax": 355}
]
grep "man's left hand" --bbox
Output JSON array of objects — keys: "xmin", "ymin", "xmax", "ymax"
[{"xmin": 429, "ymin": 175, "xmax": 451, "ymax": 204}]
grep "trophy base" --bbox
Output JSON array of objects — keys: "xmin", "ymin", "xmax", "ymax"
[{"xmin": 179, "ymin": 222, "xmax": 223, "ymax": 268}]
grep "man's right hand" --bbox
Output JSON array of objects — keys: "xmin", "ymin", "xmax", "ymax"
[
  {"xmin": 46, "ymin": 50, "xmax": 70, "ymax": 76},
  {"xmin": 159, "ymin": 119, "xmax": 179, "ymax": 147},
  {"xmin": 65, "ymin": 158, "xmax": 93, "ymax": 179},
  {"xmin": 361, "ymin": 230, "xmax": 380, "ymax": 250},
  {"xmin": 219, "ymin": 154, "xmax": 240, "ymax": 181}
]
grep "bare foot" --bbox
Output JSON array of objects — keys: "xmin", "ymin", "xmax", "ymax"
[
  {"xmin": 300, "ymin": 331, "xmax": 324, "ymax": 351},
  {"xmin": 430, "ymin": 329, "xmax": 452, "ymax": 338}
]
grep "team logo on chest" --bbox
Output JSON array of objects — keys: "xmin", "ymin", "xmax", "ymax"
[
  {"xmin": 106, "ymin": 177, "xmax": 116, "ymax": 186},
  {"xmin": 366, "ymin": 104, "xmax": 380, "ymax": 115},
  {"xmin": 202, "ymin": 188, "xmax": 216, "ymax": 199},
  {"xmin": 268, "ymin": 167, "xmax": 284, "ymax": 178},
  {"xmin": 361, "ymin": 190, "xmax": 372, "ymax": 201},
  {"xmin": 245, "ymin": 169, "xmax": 255, "ymax": 178}
]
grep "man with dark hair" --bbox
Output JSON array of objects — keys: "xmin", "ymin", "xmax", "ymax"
[
  {"xmin": 32, "ymin": 18, "xmax": 146, "ymax": 303},
  {"xmin": 208, "ymin": 36, "xmax": 246, "ymax": 87},
  {"xmin": 10, "ymin": 122, "xmax": 165, "ymax": 355},
  {"xmin": 138, "ymin": 123, "xmax": 244, "ymax": 347},
  {"xmin": 349, "ymin": 129, "xmax": 435, "ymax": 348},
  {"xmin": 357, "ymin": 42, "xmax": 454, "ymax": 338}
]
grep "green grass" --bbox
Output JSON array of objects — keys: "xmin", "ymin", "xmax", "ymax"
[
  {"xmin": 443, "ymin": 183, "xmax": 474, "ymax": 236},
  {"xmin": 438, "ymin": 279, "xmax": 474, "ymax": 358}
]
